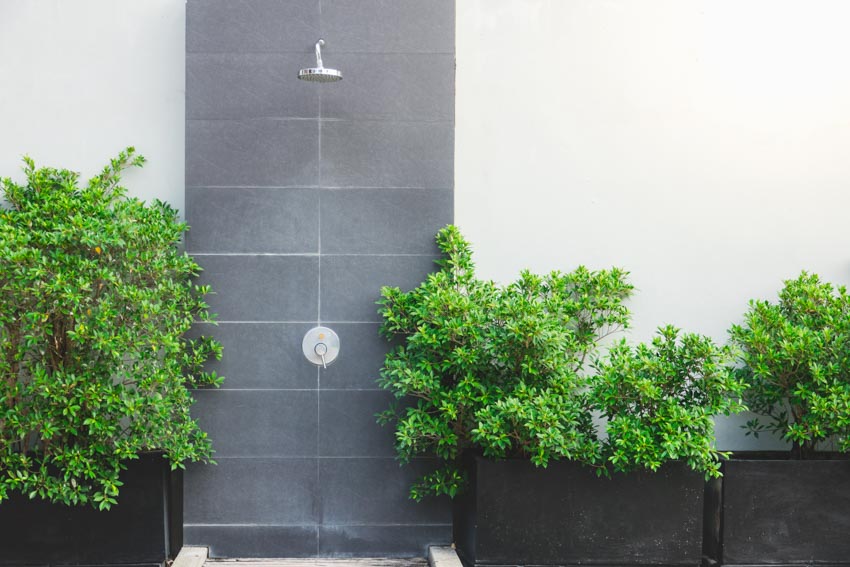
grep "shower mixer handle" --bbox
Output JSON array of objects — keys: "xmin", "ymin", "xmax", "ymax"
[
  {"xmin": 314, "ymin": 342, "xmax": 328, "ymax": 369},
  {"xmin": 302, "ymin": 326, "xmax": 339, "ymax": 368}
]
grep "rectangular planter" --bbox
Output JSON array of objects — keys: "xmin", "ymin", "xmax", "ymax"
[
  {"xmin": 705, "ymin": 456, "xmax": 850, "ymax": 566},
  {"xmin": 0, "ymin": 452, "xmax": 182, "ymax": 567},
  {"xmin": 453, "ymin": 457, "xmax": 706, "ymax": 567}
]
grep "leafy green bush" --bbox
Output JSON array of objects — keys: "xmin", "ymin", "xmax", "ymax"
[
  {"xmin": 593, "ymin": 326, "xmax": 745, "ymax": 477},
  {"xmin": 730, "ymin": 272, "xmax": 850, "ymax": 457},
  {"xmin": 378, "ymin": 226, "xmax": 633, "ymax": 499},
  {"xmin": 379, "ymin": 227, "xmax": 748, "ymax": 499},
  {"xmin": 0, "ymin": 149, "xmax": 222, "ymax": 509}
]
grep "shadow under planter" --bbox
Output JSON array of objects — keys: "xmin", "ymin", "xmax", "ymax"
[
  {"xmin": 0, "ymin": 452, "xmax": 182, "ymax": 567},
  {"xmin": 454, "ymin": 457, "xmax": 705, "ymax": 567},
  {"xmin": 705, "ymin": 454, "xmax": 850, "ymax": 567}
]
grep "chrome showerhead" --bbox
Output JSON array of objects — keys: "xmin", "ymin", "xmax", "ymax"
[{"xmin": 298, "ymin": 39, "xmax": 342, "ymax": 82}]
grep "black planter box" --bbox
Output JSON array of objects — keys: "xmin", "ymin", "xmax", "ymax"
[
  {"xmin": 705, "ymin": 455, "xmax": 850, "ymax": 567},
  {"xmin": 0, "ymin": 452, "xmax": 182, "ymax": 567},
  {"xmin": 453, "ymin": 457, "xmax": 706, "ymax": 567}
]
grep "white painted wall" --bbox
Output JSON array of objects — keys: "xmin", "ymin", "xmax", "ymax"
[
  {"xmin": 0, "ymin": 0, "xmax": 185, "ymax": 211},
  {"xmin": 456, "ymin": 0, "xmax": 850, "ymax": 449}
]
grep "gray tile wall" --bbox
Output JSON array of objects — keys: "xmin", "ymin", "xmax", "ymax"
[{"xmin": 184, "ymin": 0, "xmax": 454, "ymax": 558}]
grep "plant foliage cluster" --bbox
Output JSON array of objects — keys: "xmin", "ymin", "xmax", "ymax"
[
  {"xmin": 594, "ymin": 327, "xmax": 744, "ymax": 477},
  {"xmin": 730, "ymin": 272, "xmax": 850, "ymax": 458},
  {"xmin": 4, "ymin": 149, "xmax": 847, "ymax": 509},
  {"xmin": 378, "ymin": 226, "xmax": 744, "ymax": 499},
  {"xmin": 0, "ymin": 149, "xmax": 221, "ymax": 509}
]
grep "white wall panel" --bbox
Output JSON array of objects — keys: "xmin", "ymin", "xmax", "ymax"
[
  {"xmin": 0, "ymin": 0, "xmax": 185, "ymax": 211},
  {"xmin": 456, "ymin": 0, "xmax": 850, "ymax": 449}
]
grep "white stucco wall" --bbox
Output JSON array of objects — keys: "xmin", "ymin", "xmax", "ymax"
[
  {"xmin": 0, "ymin": 0, "xmax": 185, "ymax": 211},
  {"xmin": 456, "ymin": 0, "xmax": 850, "ymax": 449}
]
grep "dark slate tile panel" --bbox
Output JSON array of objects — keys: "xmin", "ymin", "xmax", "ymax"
[
  {"xmin": 191, "ymin": 390, "xmax": 318, "ymax": 457},
  {"xmin": 187, "ymin": 119, "xmax": 318, "ymax": 188},
  {"xmin": 186, "ymin": 187, "xmax": 319, "ymax": 254},
  {"xmin": 184, "ymin": 458, "xmax": 318, "ymax": 524},
  {"xmin": 321, "ymin": 121, "xmax": 453, "ymax": 188},
  {"xmin": 184, "ymin": 525, "xmax": 317, "ymax": 558},
  {"xmin": 320, "ymin": 323, "xmax": 391, "ymax": 390},
  {"xmin": 319, "ymin": 390, "xmax": 396, "ymax": 457},
  {"xmin": 319, "ymin": 524, "xmax": 452, "ymax": 557},
  {"xmin": 320, "ymin": 188, "xmax": 451, "ymax": 254},
  {"xmin": 320, "ymin": 458, "xmax": 451, "ymax": 524},
  {"xmin": 187, "ymin": 0, "xmax": 320, "ymax": 53},
  {"xmin": 321, "ymin": 54, "xmax": 454, "ymax": 121},
  {"xmin": 187, "ymin": 323, "xmax": 317, "ymax": 390},
  {"xmin": 322, "ymin": 0, "xmax": 455, "ymax": 53},
  {"xmin": 320, "ymin": 255, "xmax": 438, "ymax": 322},
  {"xmin": 187, "ymin": 54, "xmax": 319, "ymax": 119},
  {"xmin": 185, "ymin": 0, "xmax": 456, "ymax": 556},
  {"xmin": 194, "ymin": 255, "xmax": 318, "ymax": 322}
]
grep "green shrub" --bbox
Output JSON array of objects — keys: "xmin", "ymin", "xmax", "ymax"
[
  {"xmin": 378, "ymin": 226, "xmax": 633, "ymax": 499},
  {"xmin": 379, "ymin": 227, "xmax": 748, "ymax": 499},
  {"xmin": 0, "ymin": 149, "xmax": 222, "ymax": 509},
  {"xmin": 730, "ymin": 272, "xmax": 850, "ymax": 457},
  {"xmin": 593, "ymin": 326, "xmax": 745, "ymax": 477}
]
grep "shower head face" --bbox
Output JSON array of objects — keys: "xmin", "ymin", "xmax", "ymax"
[
  {"xmin": 298, "ymin": 67, "xmax": 343, "ymax": 82},
  {"xmin": 298, "ymin": 39, "xmax": 342, "ymax": 82}
]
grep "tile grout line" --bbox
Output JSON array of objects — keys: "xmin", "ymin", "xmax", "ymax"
[
  {"xmin": 196, "ymin": 456, "xmax": 438, "ymax": 460},
  {"xmin": 187, "ymin": 117, "xmax": 454, "ymax": 124},
  {"xmin": 317, "ymin": 59, "xmax": 323, "ymax": 323},
  {"xmin": 317, "ymin": 197, "xmax": 322, "ymax": 322},
  {"xmin": 187, "ymin": 186, "xmax": 453, "ymax": 190},
  {"xmin": 196, "ymin": 322, "xmax": 382, "ymax": 326},
  {"xmin": 316, "ymin": 364, "xmax": 321, "ymax": 555},
  {"xmin": 185, "ymin": 523, "xmax": 453, "ymax": 528},
  {"xmin": 193, "ymin": 388, "xmax": 387, "ymax": 392},
  {"xmin": 317, "ymin": 1, "xmax": 323, "ymax": 553},
  {"xmin": 187, "ymin": 51, "xmax": 455, "ymax": 56},
  {"xmin": 190, "ymin": 253, "xmax": 438, "ymax": 257}
]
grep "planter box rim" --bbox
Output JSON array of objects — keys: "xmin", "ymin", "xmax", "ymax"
[
  {"xmin": 469, "ymin": 454, "xmax": 700, "ymax": 470},
  {"xmin": 724, "ymin": 450, "xmax": 850, "ymax": 461}
]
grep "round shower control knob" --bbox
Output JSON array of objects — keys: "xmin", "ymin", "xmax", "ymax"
[{"xmin": 302, "ymin": 327, "xmax": 340, "ymax": 368}]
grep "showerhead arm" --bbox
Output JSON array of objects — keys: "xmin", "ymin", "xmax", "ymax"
[{"xmin": 315, "ymin": 39, "xmax": 325, "ymax": 69}]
